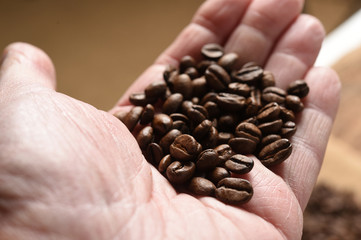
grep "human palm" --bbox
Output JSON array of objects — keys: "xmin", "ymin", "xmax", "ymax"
[{"xmin": 0, "ymin": 0, "xmax": 340, "ymax": 239}]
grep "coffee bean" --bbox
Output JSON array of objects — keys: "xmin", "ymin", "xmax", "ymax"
[
  {"xmin": 196, "ymin": 149, "xmax": 219, "ymax": 171},
  {"xmin": 259, "ymin": 138, "xmax": 292, "ymax": 167},
  {"xmin": 281, "ymin": 121, "xmax": 297, "ymax": 139},
  {"xmin": 207, "ymin": 167, "xmax": 231, "ymax": 184},
  {"xmin": 163, "ymin": 65, "xmax": 177, "ymax": 82},
  {"xmin": 173, "ymin": 74, "xmax": 193, "ymax": 99},
  {"xmin": 228, "ymin": 82, "xmax": 251, "ymax": 97},
  {"xmin": 287, "ymin": 80, "xmax": 309, "ymax": 98},
  {"xmin": 257, "ymin": 102, "xmax": 281, "ymax": 122},
  {"xmin": 179, "ymin": 55, "xmax": 196, "ymax": 73},
  {"xmin": 225, "ymin": 154, "xmax": 254, "ymax": 174},
  {"xmin": 192, "ymin": 76, "xmax": 208, "ymax": 97},
  {"xmin": 147, "ymin": 143, "xmax": 164, "ymax": 166},
  {"xmin": 262, "ymin": 87, "xmax": 286, "ymax": 104},
  {"xmin": 136, "ymin": 126, "xmax": 154, "ymax": 150},
  {"xmin": 129, "ymin": 92, "xmax": 156, "ymax": 106},
  {"xmin": 217, "ymin": 132, "xmax": 234, "ymax": 145},
  {"xmin": 279, "ymin": 106, "xmax": 296, "ymax": 122},
  {"xmin": 231, "ymin": 122, "xmax": 261, "ymax": 154},
  {"xmin": 181, "ymin": 100, "xmax": 194, "ymax": 115},
  {"xmin": 166, "ymin": 161, "xmax": 196, "ymax": 184},
  {"xmin": 216, "ymin": 92, "xmax": 246, "ymax": 112},
  {"xmin": 188, "ymin": 177, "xmax": 216, "ymax": 196},
  {"xmin": 169, "ymin": 134, "xmax": 202, "ymax": 161},
  {"xmin": 159, "ymin": 129, "xmax": 182, "ymax": 153},
  {"xmin": 245, "ymin": 89, "xmax": 261, "ymax": 116},
  {"xmin": 162, "ymin": 93, "xmax": 184, "ymax": 114},
  {"xmin": 140, "ymin": 104, "xmax": 155, "ymax": 125},
  {"xmin": 232, "ymin": 65, "xmax": 263, "ymax": 85},
  {"xmin": 217, "ymin": 114, "xmax": 239, "ymax": 132},
  {"xmin": 260, "ymin": 134, "xmax": 281, "ymax": 149},
  {"xmin": 201, "ymin": 43, "xmax": 224, "ymax": 60},
  {"xmin": 145, "ymin": 81, "xmax": 167, "ymax": 99},
  {"xmin": 229, "ymin": 137, "xmax": 257, "ymax": 155},
  {"xmin": 197, "ymin": 60, "xmax": 215, "ymax": 75},
  {"xmin": 200, "ymin": 126, "xmax": 218, "ymax": 149},
  {"xmin": 214, "ymin": 144, "xmax": 234, "ymax": 164},
  {"xmin": 187, "ymin": 105, "xmax": 208, "ymax": 125},
  {"xmin": 285, "ymin": 95, "xmax": 304, "ymax": 113},
  {"xmin": 203, "ymin": 101, "xmax": 220, "ymax": 119},
  {"xmin": 260, "ymin": 70, "xmax": 275, "ymax": 89},
  {"xmin": 172, "ymin": 120, "xmax": 190, "ymax": 134},
  {"xmin": 234, "ymin": 122, "xmax": 262, "ymax": 143},
  {"xmin": 184, "ymin": 67, "xmax": 199, "ymax": 79},
  {"xmin": 158, "ymin": 154, "xmax": 173, "ymax": 174},
  {"xmin": 123, "ymin": 106, "xmax": 143, "ymax": 131},
  {"xmin": 152, "ymin": 113, "xmax": 173, "ymax": 136},
  {"xmin": 193, "ymin": 119, "xmax": 213, "ymax": 141},
  {"xmin": 218, "ymin": 52, "xmax": 238, "ymax": 72},
  {"xmin": 215, "ymin": 177, "xmax": 253, "ymax": 204},
  {"xmin": 200, "ymin": 92, "xmax": 218, "ymax": 105},
  {"xmin": 258, "ymin": 119, "xmax": 283, "ymax": 135},
  {"xmin": 205, "ymin": 64, "xmax": 230, "ymax": 91}
]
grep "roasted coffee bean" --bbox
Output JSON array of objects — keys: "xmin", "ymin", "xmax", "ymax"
[
  {"xmin": 162, "ymin": 93, "xmax": 184, "ymax": 114},
  {"xmin": 184, "ymin": 67, "xmax": 199, "ymax": 79},
  {"xmin": 279, "ymin": 106, "xmax": 296, "ymax": 122},
  {"xmin": 229, "ymin": 137, "xmax": 257, "ymax": 155},
  {"xmin": 159, "ymin": 129, "xmax": 182, "ymax": 153},
  {"xmin": 228, "ymin": 82, "xmax": 251, "ymax": 97},
  {"xmin": 152, "ymin": 113, "xmax": 173, "ymax": 135},
  {"xmin": 123, "ymin": 106, "xmax": 143, "ymax": 131},
  {"xmin": 217, "ymin": 114, "xmax": 239, "ymax": 132},
  {"xmin": 260, "ymin": 70, "xmax": 275, "ymax": 89},
  {"xmin": 287, "ymin": 79, "xmax": 309, "ymax": 98},
  {"xmin": 285, "ymin": 95, "xmax": 304, "ymax": 113},
  {"xmin": 259, "ymin": 138, "xmax": 292, "ymax": 167},
  {"xmin": 242, "ymin": 62, "xmax": 258, "ymax": 68},
  {"xmin": 158, "ymin": 154, "xmax": 173, "ymax": 174},
  {"xmin": 173, "ymin": 74, "xmax": 193, "ymax": 99},
  {"xmin": 225, "ymin": 154, "xmax": 254, "ymax": 174},
  {"xmin": 144, "ymin": 81, "xmax": 167, "ymax": 99},
  {"xmin": 113, "ymin": 110, "xmax": 127, "ymax": 122},
  {"xmin": 232, "ymin": 65, "xmax": 263, "ymax": 85},
  {"xmin": 129, "ymin": 92, "xmax": 156, "ymax": 106},
  {"xmin": 197, "ymin": 60, "xmax": 215, "ymax": 75},
  {"xmin": 218, "ymin": 52, "xmax": 238, "ymax": 72},
  {"xmin": 169, "ymin": 134, "xmax": 202, "ymax": 161},
  {"xmin": 147, "ymin": 143, "xmax": 164, "ymax": 166},
  {"xmin": 281, "ymin": 121, "xmax": 297, "ymax": 139},
  {"xmin": 200, "ymin": 92, "xmax": 218, "ymax": 105},
  {"xmin": 205, "ymin": 64, "xmax": 230, "ymax": 91},
  {"xmin": 196, "ymin": 149, "xmax": 219, "ymax": 171},
  {"xmin": 172, "ymin": 120, "xmax": 190, "ymax": 134},
  {"xmin": 188, "ymin": 177, "xmax": 216, "ymax": 196},
  {"xmin": 193, "ymin": 119, "xmax": 213, "ymax": 141},
  {"xmin": 216, "ymin": 92, "xmax": 246, "ymax": 112},
  {"xmin": 179, "ymin": 55, "xmax": 196, "ymax": 73},
  {"xmin": 170, "ymin": 113, "xmax": 189, "ymax": 123},
  {"xmin": 260, "ymin": 134, "xmax": 282, "ymax": 149},
  {"xmin": 203, "ymin": 101, "xmax": 220, "ymax": 119},
  {"xmin": 191, "ymin": 97, "xmax": 199, "ymax": 105},
  {"xmin": 258, "ymin": 119, "xmax": 283, "ymax": 135},
  {"xmin": 187, "ymin": 105, "xmax": 208, "ymax": 125},
  {"xmin": 215, "ymin": 177, "xmax": 253, "ymax": 204},
  {"xmin": 163, "ymin": 65, "xmax": 177, "ymax": 82},
  {"xmin": 245, "ymin": 89, "xmax": 262, "ymax": 116},
  {"xmin": 181, "ymin": 100, "xmax": 194, "ymax": 115},
  {"xmin": 214, "ymin": 144, "xmax": 234, "ymax": 164},
  {"xmin": 217, "ymin": 132, "xmax": 234, "ymax": 145},
  {"xmin": 140, "ymin": 104, "xmax": 155, "ymax": 125},
  {"xmin": 201, "ymin": 43, "xmax": 224, "ymax": 60},
  {"xmin": 234, "ymin": 122, "xmax": 262, "ymax": 145},
  {"xmin": 200, "ymin": 126, "xmax": 218, "ymax": 149},
  {"xmin": 137, "ymin": 126, "xmax": 154, "ymax": 150},
  {"xmin": 207, "ymin": 167, "xmax": 231, "ymax": 184},
  {"xmin": 192, "ymin": 76, "xmax": 208, "ymax": 97},
  {"xmin": 166, "ymin": 161, "xmax": 196, "ymax": 184},
  {"xmin": 262, "ymin": 86, "xmax": 286, "ymax": 104},
  {"xmin": 257, "ymin": 102, "xmax": 281, "ymax": 122}
]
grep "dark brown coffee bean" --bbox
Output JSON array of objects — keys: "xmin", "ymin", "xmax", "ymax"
[
  {"xmin": 169, "ymin": 134, "xmax": 202, "ymax": 161},
  {"xmin": 280, "ymin": 106, "xmax": 296, "ymax": 122},
  {"xmin": 187, "ymin": 105, "xmax": 208, "ymax": 125},
  {"xmin": 201, "ymin": 43, "xmax": 224, "ymax": 60},
  {"xmin": 196, "ymin": 149, "xmax": 219, "ymax": 171},
  {"xmin": 188, "ymin": 177, "xmax": 216, "ymax": 196},
  {"xmin": 123, "ymin": 106, "xmax": 143, "ymax": 131},
  {"xmin": 287, "ymin": 79, "xmax": 309, "ymax": 98},
  {"xmin": 242, "ymin": 62, "xmax": 258, "ymax": 68},
  {"xmin": 192, "ymin": 76, "xmax": 208, "ymax": 97},
  {"xmin": 260, "ymin": 134, "xmax": 281, "ymax": 148},
  {"xmin": 225, "ymin": 154, "xmax": 254, "ymax": 174},
  {"xmin": 173, "ymin": 74, "xmax": 193, "ymax": 99},
  {"xmin": 200, "ymin": 92, "xmax": 218, "ymax": 105},
  {"xmin": 216, "ymin": 92, "xmax": 246, "ymax": 112},
  {"xmin": 113, "ymin": 110, "xmax": 127, "ymax": 122},
  {"xmin": 256, "ymin": 102, "xmax": 281, "ymax": 122},
  {"xmin": 215, "ymin": 177, "xmax": 253, "ymax": 204},
  {"xmin": 193, "ymin": 119, "xmax": 213, "ymax": 141},
  {"xmin": 205, "ymin": 64, "xmax": 230, "ymax": 91},
  {"xmin": 159, "ymin": 129, "xmax": 182, "ymax": 153},
  {"xmin": 203, "ymin": 101, "xmax": 220, "ymax": 119},
  {"xmin": 184, "ymin": 67, "xmax": 199, "ymax": 79},
  {"xmin": 145, "ymin": 81, "xmax": 167, "ymax": 99},
  {"xmin": 217, "ymin": 114, "xmax": 239, "ymax": 132},
  {"xmin": 163, "ymin": 64, "xmax": 177, "ymax": 82},
  {"xmin": 200, "ymin": 126, "xmax": 218, "ymax": 149},
  {"xmin": 152, "ymin": 113, "xmax": 173, "ymax": 135},
  {"xmin": 228, "ymin": 82, "xmax": 251, "ymax": 97},
  {"xmin": 262, "ymin": 86, "xmax": 286, "ymax": 104},
  {"xmin": 170, "ymin": 113, "xmax": 189, "ymax": 123},
  {"xmin": 136, "ymin": 126, "xmax": 154, "ymax": 150},
  {"xmin": 229, "ymin": 137, "xmax": 257, "ymax": 155},
  {"xmin": 232, "ymin": 65, "xmax": 263, "ymax": 85},
  {"xmin": 214, "ymin": 144, "xmax": 234, "ymax": 164},
  {"xmin": 162, "ymin": 93, "xmax": 184, "ymax": 114},
  {"xmin": 197, "ymin": 60, "xmax": 215, "ymax": 75},
  {"xmin": 147, "ymin": 143, "xmax": 164, "ymax": 166},
  {"xmin": 259, "ymin": 138, "xmax": 292, "ymax": 167},
  {"xmin": 181, "ymin": 100, "xmax": 194, "ymax": 115},
  {"xmin": 207, "ymin": 167, "xmax": 231, "ymax": 184},
  {"xmin": 217, "ymin": 132, "xmax": 234, "ymax": 145},
  {"xmin": 234, "ymin": 122, "xmax": 262, "ymax": 144},
  {"xmin": 179, "ymin": 55, "xmax": 196, "ymax": 73},
  {"xmin": 129, "ymin": 92, "xmax": 156, "ymax": 106},
  {"xmin": 140, "ymin": 104, "xmax": 155, "ymax": 125},
  {"xmin": 260, "ymin": 70, "xmax": 275, "ymax": 89},
  {"xmin": 218, "ymin": 52, "xmax": 238, "ymax": 72},
  {"xmin": 285, "ymin": 95, "xmax": 304, "ymax": 113},
  {"xmin": 245, "ymin": 89, "xmax": 262, "ymax": 116},
  {"xmin": 172, "ymin": 120, "xmax": 190, "ymax": 134},
  {"xmin": 158, "ymin": 154, "xmax": 173, "ymax": 174},
  {"xmin": 166, "ymin": 161, "xmax": 196, "ymax": 184},
  {"xmin": 258, "ymin": 119, "xmax": 283, "ymax": 135},
  {"xmin": 281, "ymin": 121, "xmax": 297, "ymax": 139}
]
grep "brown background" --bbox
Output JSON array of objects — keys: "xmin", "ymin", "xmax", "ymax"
[{"xmin": 1, "ymin": 0, "xmax": 361, "ymax": 200}]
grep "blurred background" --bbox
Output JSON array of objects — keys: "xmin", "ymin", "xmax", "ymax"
[{"xmin": 1, "ymin": 0, "xmax": 361, "ymax": 237}]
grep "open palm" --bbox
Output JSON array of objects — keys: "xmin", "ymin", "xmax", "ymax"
[{"xmin": 0, "ymin": 0, "xmax": 340, "ymax": 239}]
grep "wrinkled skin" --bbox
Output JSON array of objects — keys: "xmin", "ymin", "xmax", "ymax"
[{"xmin": 0, "ymin": 0, "xmax": 340, "ymax": 239}]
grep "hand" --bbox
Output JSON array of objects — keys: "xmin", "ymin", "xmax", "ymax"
[{"xmin": 0, "ymin": 0, "xmax": 340, "ymax": 239}]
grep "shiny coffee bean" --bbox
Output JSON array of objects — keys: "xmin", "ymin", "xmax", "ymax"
[
  {"xmin": 159, "ymin": 129, "xmax": 182, "ymax": 153},
  {"xmin": 166, "ymin": 161, "xmax": 196, "ymax": 184},
  {"xmin": 200, "ymin": 126, "xmax": 218, "ymax": 149},
  {"xmin": 207, "ymin": 167, "xmax": 231, "ymax": 184},
  {"xmin": 262, "ymin": 87, "xmax": 286, "ymax": 104},
  {"xmin": 200, "ymin": 92, "xmax": 218, "ymax": 105},
  {"xmin": 129, "ymin": 92, "xmax": 155, "ymax": 106},
  {"xmin": 235, "ymin": 122, "xmax": 262, "ymax": 143},
  {"xmin": 218, "ymin": 52, "xmax": 238, "ymax": 72},
  {"xmin": 158, "ymin": 154, "xmax": 173, "ymax": 174},
  {"xmin": 136, "ymin": 126, "xmax": 154, "ymax": 150},
  {"xmin": 179, "ymin": 55, "xmax": 196, "ymax": 73},
  {"xmin": 162, "ymin": 93, "xmax": 184, "ymax": 114},
  {"xmin": 172, "ymin": 120, "xmax": 190, "ymax": 134},
  {"xmin": 260, "ymin": 134, "xmax": 282, "ymax": 149},
  {"xmin": 152, "ymin": 113, "xmax": 173, "ymax": 136},
  {"xmin": 260, "ymin": 70, "xmax": 275, "ymax": 89},
  {"xmin": 184, "ymin": 67, "xmax": 199, "ymax": 79},
  {"xmin": 205, "ymin": 64, "xmax": 230, "ymax": 91},
  {"xmin": 285, "ymin": 95, "xmax": 304, "ymax": 113},
  {"xmin": 123, "ymin": 106, "xmax": 143, "ymax": 131},
  {"xmin": 232, "ymin": 65, "xmax": 263, "ymax": 85},
  {"xmin": 257, "ymin": 102, "xmax": 281, "ymax": 122},
  {"xmin": 225, "ymin": 154, "xmax": 254, "ymax": 174},
  {"xmin": 173, "ymin": 74, "xmax": 193, "ymax": 99},
  {"xmin": 144, "ymin": 81, "xmax": 167, "ymax": 99},
  {"xmin": 228, "ymin": 82, "xmax": 251, "ymax": 97},
  {"xmin": 163, "ymin": 65, "xmax": 177, "ymax": 82},
  {"xmin": 280, "ymin": 106, "xmax": 296, "ymax": 122},
  {"xmin": 218, "ymin": 114, "xmax": 239, "ymax": 132},
  {"xmin": 187, "ymin": 105, "xmax": 208, "ymax": 125},
  {"xmin": 217, "ymin": 132, "xmax": 234, "ymax": 145},
  {"xmin": 188, "ymin": 177, "xmax": 216, "ymax": 196},
  {"xmin": 281, "ymin": 121, "xmax": 297, "ymax": 139},
  {"xmin": 259, "ymin": 138, "xmax": 292, "ymax": 167},
  {"xmin": 258, "ymin": 119, "xmax": 283, "ymax": 135},
  {"xmin": 214, "ymin": 144, "xmax": 234, "ymax": 164},
  {"xmin": 170, "ymin": 113, "xmax": 189, "ymax": 123},
  {"xmin": 192, "ymin": 76, "xmax": 208, "ymax": 97},
  {"xmin": 245, "ymin": 89, "xmax": 262, "ymax": 116},
  {"xmin": 169, "ymin": 134, "xmax": 202, "ymax": 161},
  {"xmin": 287, "ymin": 80, "xmax": 309, "ymax": 98},
  {"xmin": 216, "ymin": 92, "xmax": 246, "ymax": 112},
  {"xmin": 197, "ymin": 60, "xmax": 215, "ymax": 75},
  {"xmin": 215, "ymin": 177, "xmax": 253, "ymax": 204},
  {"xmin": 140, "ymin": 104, "xmax": 155, "ymax": 125},
  {"xmin": 196, "ymin": 149, "xmax": 219, "ymax": 171},
  {"xmin": 147, "ymin": 143, "xmax": 164, "ymax": 166},
  {"xmin": 229, "ymin": 137, "xmax": 257, "ymax": 155},
  {"xmin": 203, "ymin": 101, "xmax": 220, "ymax": 119},
  {"xmin": 201, "ymin": 43, "xmax": 224, "ymax": 60},
  {"xmin": 193, "ymin": 119, "xmax": 213, "ymax": 141}
]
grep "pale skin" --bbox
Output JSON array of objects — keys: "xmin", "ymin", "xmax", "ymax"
[{"xmin": 0, "ymin": 0, "xmax": 341, "ymax": 239}]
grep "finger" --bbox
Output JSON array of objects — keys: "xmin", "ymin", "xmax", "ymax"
[
  {"xmin": 0, "ymin": 42, "xmax": 56, "ymax": 94},
  {"xmin": 272, "ymin": 67, "xmax": 341, "ymax": 210},
  {"xmin": 114, "ymin": 0, "xmax": 252, "ymax": 108},
  {"xmin": 224, "ymin": 0, "xmax": 304, "ymax": 67},
  {"xmin": 264, "ymin": 14, "xmax": 325, "ymax": 89}
]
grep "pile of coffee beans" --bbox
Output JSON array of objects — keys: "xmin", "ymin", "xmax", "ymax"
[
  {"xmin": 115, "ymin": 43, "xmax": 309, "ymax": 205},
  {"xmin": 303, "ymin": 184, "xmax": 361, "ymax": 239}
]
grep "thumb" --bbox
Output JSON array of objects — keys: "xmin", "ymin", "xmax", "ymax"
[{"xmin": 0, "ymin": 42, "xmax": 56, "ymax": 94}]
